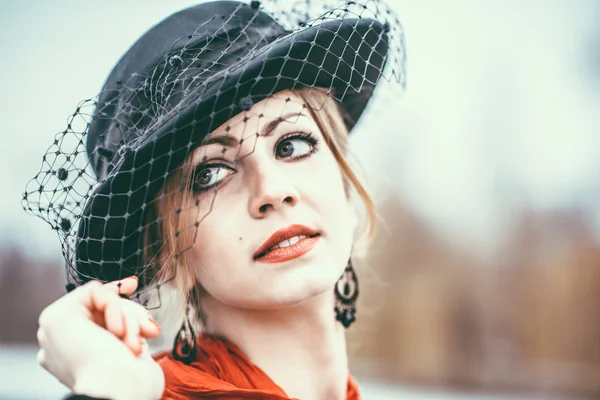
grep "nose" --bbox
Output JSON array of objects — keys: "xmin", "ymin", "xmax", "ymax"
[{"xmin": 247, "ymin": 159, "xmax": 299, "ymax": 219}]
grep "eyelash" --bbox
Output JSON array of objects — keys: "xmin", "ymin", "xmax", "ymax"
[
  {"xmin": 190, "ymin": 131, "xmax": 320, "ymax": 193},
  {"xmin": 276, "ymin": 131, "xmax": 320, "ymax": 160},
  {"xmin": 190, "ymin": 162, "xmax": 235, "ymax": 193}
]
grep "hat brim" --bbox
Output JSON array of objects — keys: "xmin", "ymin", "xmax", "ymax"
[{"xmin": 75, "ymin": 18, "xmax": 389, "ymax": 285}]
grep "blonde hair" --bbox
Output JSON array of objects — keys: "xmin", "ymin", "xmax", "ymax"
[{"xmin": 144, "ymin": 88, "xmax": 376, "ymax": 321}]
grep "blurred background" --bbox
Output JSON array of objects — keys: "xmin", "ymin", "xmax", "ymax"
[{"xmin": 1, "ymin": 0, "xmax": 599, "ymax": 399}]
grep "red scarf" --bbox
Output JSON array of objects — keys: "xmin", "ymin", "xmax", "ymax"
[{"xmin": 154, "ymin": 334, "xmax": 360, "ymax": 399}]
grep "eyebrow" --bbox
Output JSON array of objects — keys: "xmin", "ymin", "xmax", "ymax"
[{"xmin": 200, "ymin": 111, "xmax": 307, "ymax": 148}]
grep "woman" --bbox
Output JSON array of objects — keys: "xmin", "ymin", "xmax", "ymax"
[{"xmin": 25, "ymin": 0, "xmax": 405, "ymax": 399}]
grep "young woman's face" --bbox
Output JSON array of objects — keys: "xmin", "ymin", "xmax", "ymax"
[{"xmin": 184, "ymin": 90, "xmax": 356, "ymax": 309}]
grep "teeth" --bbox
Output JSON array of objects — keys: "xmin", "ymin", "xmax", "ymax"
[{"xmin": 268, "ymin": 235, "xmax": 308, "ymax": 251}]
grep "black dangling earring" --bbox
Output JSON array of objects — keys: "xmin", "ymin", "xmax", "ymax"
[
  {"xmin": 334, "ymin": 258, "xmax": 359, "ymax": 328},
  {"xmin": 172, "ymin": 301, "xmax": 197, "ymax": 364}
]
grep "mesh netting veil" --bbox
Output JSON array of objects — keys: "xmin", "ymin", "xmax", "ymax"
[{"xmin": 22, "ymin": 0, "xmax": 405, "ymax": 310}]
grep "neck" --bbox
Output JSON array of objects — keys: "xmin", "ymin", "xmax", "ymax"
[{"xmin": 201, "ymin": 291, "xmax": 349, "ymax": 400}]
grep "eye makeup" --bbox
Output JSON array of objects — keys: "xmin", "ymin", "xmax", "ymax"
[{"xmin": 189, "ymin": 127, "xmax": 321, "ymax": 194}]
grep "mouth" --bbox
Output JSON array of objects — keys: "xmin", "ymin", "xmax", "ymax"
[{"xmin": 254, "ymin": 224, "xmax": 321, "ymax": 263}]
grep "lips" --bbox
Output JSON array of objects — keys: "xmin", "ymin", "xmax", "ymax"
[{"xmin": 254, "ymin": 224, "xmax": 320, "ymax": 263}]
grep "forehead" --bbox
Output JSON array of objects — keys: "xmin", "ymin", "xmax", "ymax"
[{"xmin": 212, "ymin": 89, "xmax": 309, "ymax": 135}]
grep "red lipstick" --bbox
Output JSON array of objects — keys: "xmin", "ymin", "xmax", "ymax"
[{"xmin": 254, "ymin": 224, "xmax": 320, "ymax": 264}]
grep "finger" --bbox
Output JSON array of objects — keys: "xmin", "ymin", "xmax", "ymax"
[
  {"xmin": 90, "ymin": 275, "xmax": 138, "ymax": 314},
  {"xmin": 37, "ymin": 348, "xmax": 47, "ymax": 368},
  {"xmin": 90, "ymin": 284, "xmax": 122, "ymax": 314},
  {"xmin": 64, "ymin": 278, "xmax": 138, "ymax": 320},
  {"xmin": 140, "ymin": 316, "xmax": 161, "ymax": 339},
  {"xmin": 63, "ymin": 280, "xmax": 103, "ymax": 308},
  {"xmin": 36, "ymin": 327, "xmax": 45, "ymax": 346},
  {"xmin": 122, "ymin": 305, "xmax": 143, "ymax": 356},
  {"xmin": 90, "ymin": 307, "xmax": 106, "ymax": 328},
  {"xmin": 111, "ymin": 276, "xmax": 139, "ymax": 297},
  {"xmin": 105, "ymin": 299, "xmax": 126, "ymax": 338},
  {"xmin": 104, "ymin": 294, "xmax": 156, "ymax": 341},
  {"xmin": 90, "ymin": 277, "xmax": 139, "ymax": 311}
]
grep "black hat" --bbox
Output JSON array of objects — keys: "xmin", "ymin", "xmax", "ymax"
[{"xmin": 23, "ymin": 0, "xmax": 405, "ymax": 294}]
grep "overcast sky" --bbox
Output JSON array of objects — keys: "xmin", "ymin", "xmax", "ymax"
[{"xmin": 1, "ymin": 0, "xmax": 599, "ymax": 261}]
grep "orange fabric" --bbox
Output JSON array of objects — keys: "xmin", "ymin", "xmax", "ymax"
[{"xmin": 154, "ymin": 334, "xmax": 360, "ymax": 400}]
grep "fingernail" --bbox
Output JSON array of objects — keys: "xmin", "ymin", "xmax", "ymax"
[{"xmin": 129, "ymin": 275, "xmax": 139, "ymax": 282}]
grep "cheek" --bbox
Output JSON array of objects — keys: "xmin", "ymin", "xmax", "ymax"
[
  {"xmin": 185, "ymin": 193, "xmax": 260, "ymax": 303},
  {"xmin": 180, "ymin": 151, "xmax": 355, "ymax": 307},
  {"xmin": 186, "ymin": 196, "xmax": 241, "ymax": 272},
  {"xmin": 311, "ymin": 156, "xmax": 352, "ymax": 218},
  {"xmin": 307, "ymin": 155, "xmax": 355, "ymax": 255}
]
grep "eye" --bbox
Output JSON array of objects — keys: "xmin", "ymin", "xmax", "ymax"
[
  {"xmin": 191, "ymin": 164, "xmax": 235, "ymax": 192},
  {"xmin": 275, "ymin": 133, "xmax": 318, "ymax": 160}
]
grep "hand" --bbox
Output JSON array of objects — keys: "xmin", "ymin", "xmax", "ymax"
[{"xmin": 37, "ymin": 277, "xmax": 165, "ymax": 400}]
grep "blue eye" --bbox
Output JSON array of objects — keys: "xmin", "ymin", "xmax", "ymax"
[
  {"xmin": 191, "ymin": 164, "xmax": 235, "ymax": 192},
  {"xmin": 275, "ymin": 132, "xmax": 319, "ymax": 160}
]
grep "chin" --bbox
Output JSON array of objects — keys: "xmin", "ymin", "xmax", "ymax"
[
  {"xmin": 243, "ymin": 273, "xmax": 337, "ymax": 310},
  {"xmin": 273, "ymin": 260, "xmax": 342, "ymax": 303}
]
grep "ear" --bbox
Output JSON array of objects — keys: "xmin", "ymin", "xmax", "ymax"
[
  {"xmin": 177, "ymin": 264, "xmax": 196, "ymax": 294},
  {"xmin": 184, "ymin": 278, "xmax": 195, "ymax": 293}
]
